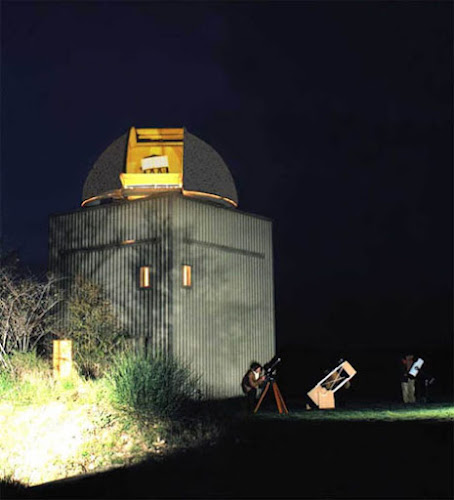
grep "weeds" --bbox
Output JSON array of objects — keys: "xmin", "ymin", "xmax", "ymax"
[{"xmin": 107, "ymin": 352, "xmax": 200, "ymax": 418}]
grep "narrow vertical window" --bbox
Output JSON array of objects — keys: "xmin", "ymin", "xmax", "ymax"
[
  {"xmin": 140, "ymin": 266, "xmax": 151, "ymax": 288},
  {"xmin": 182, "ymin": 264, "xmax": 192, "ymax": 288}
]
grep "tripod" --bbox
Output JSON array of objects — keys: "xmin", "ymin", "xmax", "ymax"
[{"xmin": 254, "ymin": 377, "xmax": 289, "ymax": 414}]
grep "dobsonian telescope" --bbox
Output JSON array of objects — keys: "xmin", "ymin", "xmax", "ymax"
[
  {"xmin": 307, "ymin": 359, "xmax": 357, "ymax": 410},
  {"xmin": 254, "ymin": 356, "xmax": 289, "ymax": 415}
]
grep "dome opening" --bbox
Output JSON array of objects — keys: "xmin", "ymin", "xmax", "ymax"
[{"xmin": 82, "ymin": 127, "xmax": 238, "ymax": 208}]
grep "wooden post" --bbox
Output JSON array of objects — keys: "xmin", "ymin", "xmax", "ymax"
[{"xmin": 53, "ymin": 340, "xmax": 72, "ymax": 379}]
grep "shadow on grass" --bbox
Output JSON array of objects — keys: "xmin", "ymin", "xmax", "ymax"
[
  {"xmin": 5, "ymin": 399, "xmax": 454, "ymax": 499},
  {"xmin": 1, "ymin": 479, "xmax": 28, "ymax": 500}
]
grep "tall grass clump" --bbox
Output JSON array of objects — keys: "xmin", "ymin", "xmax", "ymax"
[
  {"xmin": 0, "ymin": 351, "xmax": 55, "ymax": 403},
  {"xmin": 0, "ymin": 369, "xmax": 14, "ymax": 397},
  {"xmin": 108, "ymin": 352, "xmax": 200, "ymax": 418},
  {"xmin": 7, "ymin": 350, "xmax": 50, "ymax": 377}
]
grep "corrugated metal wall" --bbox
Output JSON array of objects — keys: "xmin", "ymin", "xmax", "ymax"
[
  {"xmin": 49, "ymin": 197, "xmax": 173, "ymax": 355},
  {"xmin": 48, "ymin": 193, "xmax": 275, "ymax": 398},
  {"xmin": 172, "ymin": 197, "xmax": 275, "ymax": 398}
]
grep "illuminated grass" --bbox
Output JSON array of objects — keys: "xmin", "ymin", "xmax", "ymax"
[
  {"xmin": 0, "ymin": 359, "xmax": 171, "ymax": 487},
  {"xmin": 0, "ymin": 382, "xmax": 167, "ymax": 486},
  {"xmin": 259, "ymin": 403, "xmax": 454, "ymax": 422},
  {"xmin": 0, "ymin": 354, "xmax": 221, "ymax": 488}
]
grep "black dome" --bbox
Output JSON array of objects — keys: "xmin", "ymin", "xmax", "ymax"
[{"xmin": 82, "ymin": 128, "xmax": 238, "ymax": 207}]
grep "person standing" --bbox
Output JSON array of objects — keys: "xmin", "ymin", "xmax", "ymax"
[{"xmin": 401, "ymin": 354, "xmax": 416, "ymax": 403}]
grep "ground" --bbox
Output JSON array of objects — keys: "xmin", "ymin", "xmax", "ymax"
[{"xmin": 4, "ymin": 399, "xmax": 453, "ymax": 499}]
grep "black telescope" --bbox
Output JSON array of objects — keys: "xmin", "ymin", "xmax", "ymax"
[{"xmin": 263, "ymin": 356, "xmax": 281, "ymax": 380}]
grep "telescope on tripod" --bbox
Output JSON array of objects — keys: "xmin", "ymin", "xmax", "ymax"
[{"xmin": 254, "ymin": 356, "xmax": 289, "ymax": 415}]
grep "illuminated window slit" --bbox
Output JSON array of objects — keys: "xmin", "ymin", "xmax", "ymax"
[
  {"xmin": 182, "ymin": 265, "xmax": 192, "ymax": 288},
  {"xmin": 140, "ymin": 266, "xmax": 151, "ymax": 288}
]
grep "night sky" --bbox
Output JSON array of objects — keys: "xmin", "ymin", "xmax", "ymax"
[{"xmin": 1, "ymin": 1, "xmax": 452, "ymax": 356}]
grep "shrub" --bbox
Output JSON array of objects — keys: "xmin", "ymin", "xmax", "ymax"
[
  {"xmin": 108, "ymin": 352, "xmax": 200, "ymax": 418},
  {"xmin": 62, "ymin": 276, "xmax": 128, "ymax": 378}
]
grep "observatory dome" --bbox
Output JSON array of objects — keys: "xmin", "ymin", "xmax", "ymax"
[{"xmin": 82, "ymin": 127, "xmax": 238, "ymax": 208}]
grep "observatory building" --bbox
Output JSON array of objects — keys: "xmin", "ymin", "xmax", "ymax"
[{"xmin": 49, "ymin": 127, "xmax": 275, "ymax": 397}]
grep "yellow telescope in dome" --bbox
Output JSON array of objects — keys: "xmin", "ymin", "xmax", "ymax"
[{"xmin": 120, "ymin": 127, "xmax": 183, "ymax": 197}]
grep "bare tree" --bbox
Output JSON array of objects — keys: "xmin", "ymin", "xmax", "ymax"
[{"xmin": 0, "ymin": 266, "xmax": 62, "ymax": 366}]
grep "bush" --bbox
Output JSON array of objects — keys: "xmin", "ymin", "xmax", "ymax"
[
  {"xmin": 108, "ymin": 352, "xmax": 200, "ymax": 418},
  {"xmin": 63, "ymin": 276, "xmax": 128, "ymax": 378}
]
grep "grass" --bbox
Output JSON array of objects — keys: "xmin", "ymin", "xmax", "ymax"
[
  {"xmin": 0, "ymin": 378, "xmax": 162, "ymax": 486},
  {"xmin": 0, "ymin": 352, "xmax": 217, "ymax": 488},
  {"xmin": 256, "ymin": 401, "xmax": 454, "ymax": 422},
  {"xmin": 1, "ymin": 352, "xmax": 452, "ymax": 491},
  {"xmin": 21, "ymin": 399, "xmax": 454, "ymax": 500}
]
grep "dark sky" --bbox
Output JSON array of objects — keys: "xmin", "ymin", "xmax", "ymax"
[{"xmin": 1, "ymin": 1, "xmax": 452, "ymax": 351}]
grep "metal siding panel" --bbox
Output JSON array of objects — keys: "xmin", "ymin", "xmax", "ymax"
[
  {"xmin": 48, "ymin": 197, "xmax": 174, "ymax": 353},
  {"xmin": 170, "ymin": 196, "xmax": 274, "ymax": 399},
  {"xmin": 49, "ymin": 194, "xmax": 274, "ymax": 399}
]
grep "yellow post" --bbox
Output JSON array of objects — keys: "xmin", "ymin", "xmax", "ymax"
[{"xmin": 53, "ymin": 340, "xmax": 72, "ymax": 379}]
